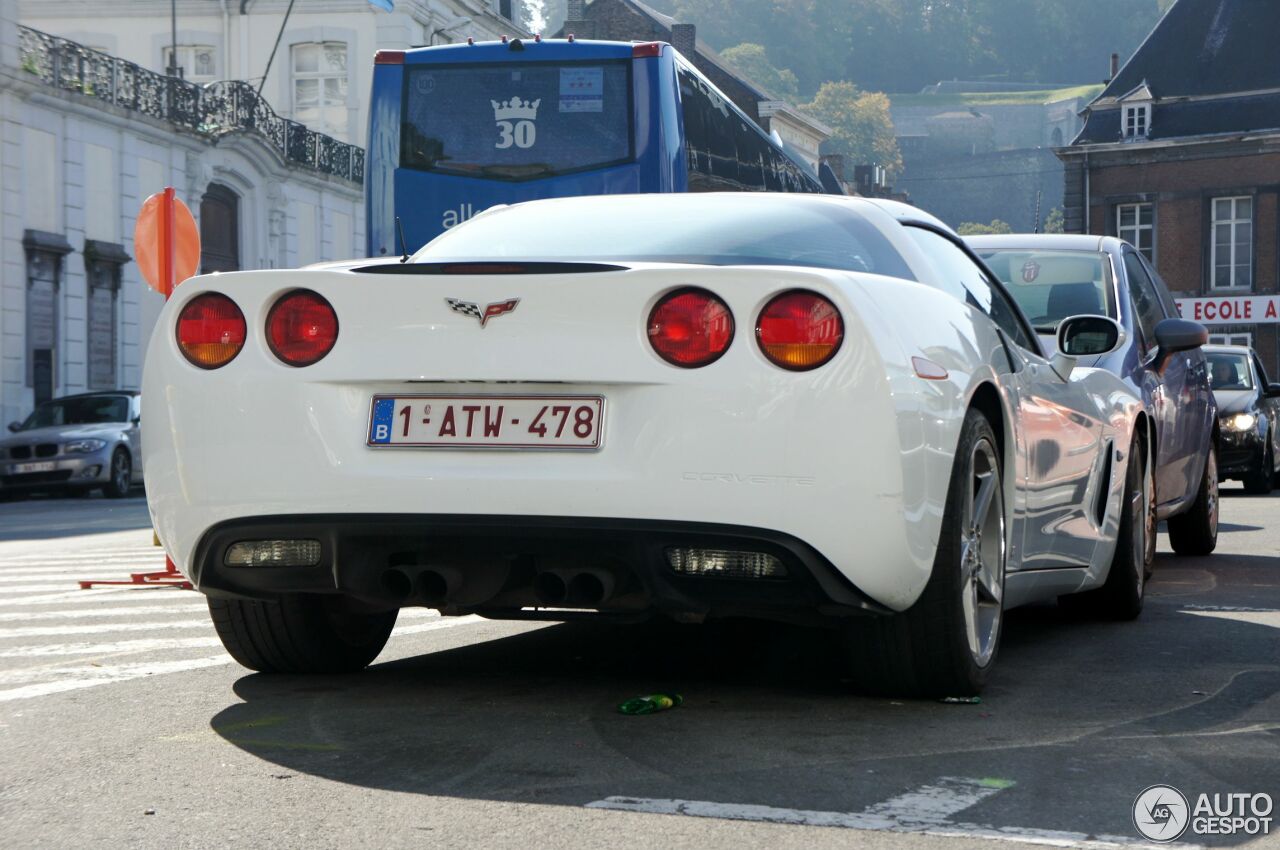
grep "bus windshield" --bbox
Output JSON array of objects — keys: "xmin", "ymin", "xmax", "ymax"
[{"xmin": 401, "ymin": 61, "xmax": 633, "ymax": 180}]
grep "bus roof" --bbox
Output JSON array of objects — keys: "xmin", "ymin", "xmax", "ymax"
[{"xmin": 391, "ymin": 38, "xmax": 649, "ymax": 66}]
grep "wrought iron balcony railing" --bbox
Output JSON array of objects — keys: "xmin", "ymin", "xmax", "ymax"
[{"xmin": 17, "ymin": 26, "xmax": 365, "ymax": 185}]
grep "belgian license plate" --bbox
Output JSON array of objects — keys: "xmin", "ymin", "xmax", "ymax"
[
  {"xmin": 12, "ymin": 461, "xmax": 56, "ymax": 474},
  {"xmin": 367, "ymin": 395, "xmax": 604, "ymax": 449}
]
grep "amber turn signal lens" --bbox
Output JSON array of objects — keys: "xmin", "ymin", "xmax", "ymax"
[
  {"xmin": 756, "ymin": 290, "xmax": 844, "ymax": 370},
  {"xmin": 176, "ymin": 292, "xmax": 246, "ymax": 369},
  {"xmin": 647, "ymin": 288, "xmax": 734, "ymax": 367}
]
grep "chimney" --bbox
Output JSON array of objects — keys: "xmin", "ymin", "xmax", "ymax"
[
  {"xmin": 671, "ymin": 23, "xmax": 696, "ymax": 58},
  {"xmin": 820, "ymin": 154, "xmax": 846, "ymax": 182},
  {"xmin": 565, "ymin": 0, "xmax": 593, "ymax": 39},
  {"xmin": 1108, "ymin": 52, "xmax": 1119, "ymax": 82}
]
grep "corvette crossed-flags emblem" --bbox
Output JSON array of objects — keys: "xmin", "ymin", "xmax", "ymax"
[{"xmin": 445, "ymin": 297, "xmax": 520, "ymax": 328}]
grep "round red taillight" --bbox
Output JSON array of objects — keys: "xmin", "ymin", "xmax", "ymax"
[
  {"xmin": 756, "ymin": 290, "xmax": 844, "ymax": 371},
  {"xmin": 266, "ymin": 289, "xmax": 339, "ymax": 367},
  {"xmin": 176, "ymin": 292, "xmax": 246, "ymax": 369},
  {"xmin": 647, "ymin": 288, "xmax": 734, "ymax": 368}
]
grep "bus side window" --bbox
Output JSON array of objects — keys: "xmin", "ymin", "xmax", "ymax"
[
  {"xmin": 677, "ymin": 67, "xmax": 710, "ymax": 189},
  {"xmin": 678, "ymin": 64, "xmax": 739, "ymax": 191}
]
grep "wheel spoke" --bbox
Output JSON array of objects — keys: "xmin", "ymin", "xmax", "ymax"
[
  {"xmin": 961, "ymin": 577, "xmax": 979, "ymax": 657},
  {"xmin": 972, "ymin": 470, "xmax": 996, "ymax": 530},
  {"xmin": 976, "ymin": 558, "xmax": 1002, "ymax": 603}
]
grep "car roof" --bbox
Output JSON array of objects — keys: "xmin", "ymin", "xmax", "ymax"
[
  {"xmin": 964, "ymin": 233, "xmax": 1114, "ymax": 252},
  {"xmin": 1202, "ymin": 344, "xmax": 1253, "ymax": 355}
]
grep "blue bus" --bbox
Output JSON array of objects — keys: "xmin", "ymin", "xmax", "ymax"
[{"xmin": 365, "ymin": 38, "xmax": 834, "ymax": 257}]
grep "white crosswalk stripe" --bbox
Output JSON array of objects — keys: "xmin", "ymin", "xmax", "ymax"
[{"xmin": 0, "ymin": 530, "xmax": 488, "ymax": 706}]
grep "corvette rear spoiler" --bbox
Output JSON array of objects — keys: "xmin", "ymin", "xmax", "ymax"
[{"xmin": 349, "ymin": 261, "xmax": 628, "ymax": 275}]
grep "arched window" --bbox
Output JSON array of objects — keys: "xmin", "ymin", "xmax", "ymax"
[{"xmin": 200, "ymin": 183, "xmax": 240, "ymax": 273}]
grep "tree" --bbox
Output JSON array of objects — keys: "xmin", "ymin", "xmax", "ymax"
[
  {"xmin": 1043, "ymin": 207, "xmax": 1064, "ymax": 234},
  {"xmin": 720, "ymin": 43, "xmax": 800, "ymax": 101},
  {"xmin": 524, "ymin": 0, "xmax": 548, "ymax": 34},
  {"xmin": 957, "ymin": 219, "xmax": 1013, "ymax": 235},
  {"xmin": 801, "ymin": 82, "xmax": 903, "ymax": 176}
]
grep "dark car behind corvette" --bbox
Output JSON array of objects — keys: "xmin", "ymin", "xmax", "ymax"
[
  {"xmin": 967, "ymin": 233, "xmax": 1218, "ymax": 557},
  {"xmin": 1205, "ymin": 344, "xmax": 1280, "ymax": 493}
]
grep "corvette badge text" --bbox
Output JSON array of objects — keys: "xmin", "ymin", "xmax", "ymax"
[
  {"xmin": 1133, "ymin": 785, "xmax": 1272, "ymax": 842},
  {"xmin": 682, "ymin": 472, "xmax": 816, "ymax": 486}
]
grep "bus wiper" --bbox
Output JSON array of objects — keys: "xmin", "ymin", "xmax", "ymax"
[{"xmin": 478, "ymin": 163, "xmax": 554, "ymax": 178}]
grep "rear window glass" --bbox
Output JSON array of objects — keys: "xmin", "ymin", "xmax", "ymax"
[
  {"xmin": 979, "ymin": 249, "xmax": 1115, "ymax": 330},
  {"xmin": 412, "ymin": 195, "xmax": 915, "ymax": 278},
  {"xmin": 401, "ymin": 61, "xmax": 633, "ymax": 180}
]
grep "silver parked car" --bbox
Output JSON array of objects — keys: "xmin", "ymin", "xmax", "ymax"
[{"xmin": 1, "ymin": 392, "xmax": 142, "ymax": 499}]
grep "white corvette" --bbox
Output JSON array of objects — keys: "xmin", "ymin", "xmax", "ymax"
[{"xmin": 143, "ymin": 194, "xmax": 1151, "ymax": 696}]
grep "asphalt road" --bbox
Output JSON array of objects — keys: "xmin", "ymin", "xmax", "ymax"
[{"xmin": 0, "ymin": 488, "xmax": 1277, "ymax": 849}]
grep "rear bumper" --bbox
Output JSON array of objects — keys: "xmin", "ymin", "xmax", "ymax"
[{"xmin": 191, "ymin": 514, "xmax": 893, "ymax": 626}]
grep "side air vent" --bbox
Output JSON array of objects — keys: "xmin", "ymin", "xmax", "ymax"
[{"xmin": 1094, "ymin": 442, "xmax": 1113, "ymax": 527}]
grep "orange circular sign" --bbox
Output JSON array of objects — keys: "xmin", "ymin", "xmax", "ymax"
[{"xmin": 134, "ymin": 190, "xmax": 200, "ymax": 294}]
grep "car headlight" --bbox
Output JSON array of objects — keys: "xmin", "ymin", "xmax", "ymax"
[
  {"xmin": 1223, "ymin": 412, "xmax": 1257, "ymax": 432},
  {"xmin": 64, "ymin": 439, "xmax": 107, "ymax": 454}
]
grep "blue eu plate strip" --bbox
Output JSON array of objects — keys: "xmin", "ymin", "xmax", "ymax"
[{"xmin": 369, "ymin": 397, "xmax": 396, "ymax": 443}]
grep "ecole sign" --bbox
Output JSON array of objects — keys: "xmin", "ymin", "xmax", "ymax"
[{"xmin": 1175, "ymin": 295, "xmax": 1280, "ymax": 325}]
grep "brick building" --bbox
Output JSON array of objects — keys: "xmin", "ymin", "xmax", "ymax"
[
  {"xmin": 556, "ymin": 0, "xmax": 830, "ymax": 172},
  {"xmin": 1057, "ymin": 0, "xmax": 1280, "ymax": 375}
]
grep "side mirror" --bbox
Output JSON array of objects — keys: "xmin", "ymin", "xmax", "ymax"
[
  {"xmin": 1266, "ymin": 383, "xmax": 1280, "ymax": 399},
  {"xmin": 1053, "ymin": 314, "xmax": 1124, "ymax": 381},
  {"xmin": 1153, "ymin": 317, "xmax": 1207, "ymax": 353},
  {"xmin": 132, "ymin": 416, "xmax": 141, "ymax": 426},
  {"xmin": 6, "ymin": 421, "xmax": 19, "ymax": 433}
]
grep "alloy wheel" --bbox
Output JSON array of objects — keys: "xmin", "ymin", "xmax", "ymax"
[{"xmin": 959, "ymin": 436, "xmax": 1004, "ymax": 667}]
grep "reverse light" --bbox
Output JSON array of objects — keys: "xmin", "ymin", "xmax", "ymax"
[
  {"xmin": 1224, "ymin": 412, "xmax": 1257, "ymax": 431},
  {"xmin": 267, "ymin": 289, "xmax": 339, "ymax": 367},
  {"xmin": 666, "ymin": 547, "xmax": 787, "ymax": 579},
  {"xmin": 176, "ymin": 292, "xmax": 247, "ymax": 369},
  {"xmin": 225, "ymin": 540, "xmax": 322, "ymax": 568},
  {"xmin": 647, "ymin": 288, "xmax": 734, "ymax": 367},
  {"xmin": 756, "ymin": 290, "xmax": 844, "ymax": 371},
  {"xmin": 64, "ymin": 439, "xmax": 107, "ymax": 454}
]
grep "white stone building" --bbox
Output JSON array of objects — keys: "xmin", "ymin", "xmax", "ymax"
[
  {"xmin": 21, "ymin": 0, "xmax": 527, "ymax": 144},
  {"xmin": 0, "ymin": 0, "xmax": 526, "ymax": 427}
]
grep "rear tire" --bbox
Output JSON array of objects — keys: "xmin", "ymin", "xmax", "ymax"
[
  {"xmin": 1059, "ymin": 437, "xmax": 1149, "ymax": 620},
  {"xmin": 208, "ymin": 594, "xmax": 397, "ymax": 673},
  {"xmin": 842, "ymin": 408, "xmax": 1005, "ymax": 698},
  {"xmin": 1243, "ymin": 444, "xmax": 1274, "ymax": 495},
  {"xmin": 1167, "ymin": 446, "xmax": 1218, "ymax": 556}
]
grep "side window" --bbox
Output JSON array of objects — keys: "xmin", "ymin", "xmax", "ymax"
[
  {"xmin": 677, "ymin": 65, "xmax": 738, "ymax": 191},
  {"xmin": 905, "ymin": 228, "xmax": 1036, "ymax": 353},
  {"xmin": 1123, "ymin": 250, "xmax": 1165, "ymax": 352},
  {"xmin": 1253, "ymin": 353, "xmax": 1272, "ymax": 388},
  {"xmin": 1137, "ymin": 252, "xmax": 1179, "ymax": 316}
]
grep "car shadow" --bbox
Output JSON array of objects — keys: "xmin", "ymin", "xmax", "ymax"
[{"xmin": 207, "ymin": 567, "xmax": 1280, "ymax": 842}]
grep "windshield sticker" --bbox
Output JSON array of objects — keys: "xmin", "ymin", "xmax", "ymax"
[
  {"xmin": 1021, "ymin": 260, "xmax": 1041, "ymax": 283},
  {"xmin": 415, "ymin": 74, "xmax": 436, "ymax": 95},
  {"xmin": 492, "ymin": 96, "xmax": 540, "ymax": 149},
  {"xmin": 560, "ymin": 67, "xmax": 603, "ymax": 113}
]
